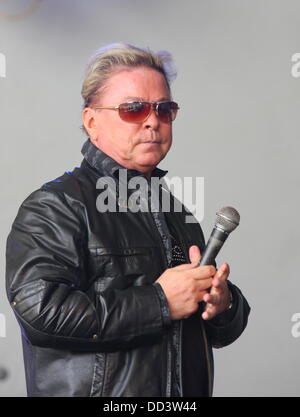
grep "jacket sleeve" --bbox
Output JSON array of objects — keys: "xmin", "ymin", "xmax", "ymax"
[
  {"xmin": 6, "ymin": 189, "xmax": 169, "ymax": 352},
  {"xmin": 203, "ymin": 280, "xmax": 251, "ymax": 348}
]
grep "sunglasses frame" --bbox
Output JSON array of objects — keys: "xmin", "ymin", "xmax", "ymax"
[{"xmin": 94, "ymin": 101, "xmax": 179, "ymax": 124}]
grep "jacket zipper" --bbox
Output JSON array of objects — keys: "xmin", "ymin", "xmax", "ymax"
[
  {"xmin": 146, "ymin": 208, "xmax": 173, "ymax": 398},
  {"xmin": 180, "ymin": 235, "xmax": 212, "ymax": 397},
  {"xmin": 200, "ymin": 319, "xmax": 213, "ymax": 397},
  {"xmin": 153, "ymin": 219, "xmax": 173, "ymax": 397}
]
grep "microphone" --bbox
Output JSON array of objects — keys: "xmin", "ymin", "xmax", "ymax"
[{"xmin": 198, "ymin": 206, "xmax": 240, "ymax": 266}]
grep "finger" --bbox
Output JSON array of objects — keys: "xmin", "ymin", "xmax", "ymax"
[
  {"xmin": 187, "ymin": 265, "xmax": 216, "ymax": 280},
  {"xmin": 172, "ymin": 262, "xmax": 197, "ymax": 272},
  {"xmin": 202, "ymin": 308, "xmax": 216, "ymax": 320},
  {"xmin": 202, "ymin": 311, "xmax": 209, "ymax": 320},
  {"xmin": 202, "ymin": 303, "xmax": 219, "ymax": 320},
  {"xmin": 196, "ymin": 277, "xmax": 213, "ymax": 291},
  {"xmin": 202, "ymin": 302, "xmax": 217, "ymax": 320},
  {"xmin": 212, "ymin": 263, "xmax": 230, "ymax": 286},
  {"xmin": 189, "ymin": 245, "xmax": 201, "ymax": 265},
  {"xmin": 198, "ymin": 290, "xmax": 209, "ymax": 302},
  {"xmin": 212, "ymin": 276, "xmax": 224, "ymax": 289},
  {"xmin": 218, "ymin": 263, "xmax": 230, "ymax": 278},
  {"xmin": 203, "ymin": 292, "xmax": 220, "ymax": 305}
]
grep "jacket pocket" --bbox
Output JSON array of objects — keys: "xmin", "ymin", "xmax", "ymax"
[{"xmin": 90, "ymin": 246, "xmax": 158, "ymax": 293}]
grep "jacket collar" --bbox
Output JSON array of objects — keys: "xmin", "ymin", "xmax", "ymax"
[{"xmin": 81, "ymin": 139, "xmax": 168, "ymax": 183}]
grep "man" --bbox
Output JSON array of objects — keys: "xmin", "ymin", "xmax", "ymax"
[{"xmin": 6, "ymin": 43, "xmax": 250, "ymax": 397}]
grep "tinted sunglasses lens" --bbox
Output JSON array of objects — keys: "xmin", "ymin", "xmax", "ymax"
[
  {"xmin": 118, "ymin": 102, "xmax": 151, "ymax": 122},
  {"xmin": 157, "ymin": 101, "xmax": 179, "ymax": 122}
]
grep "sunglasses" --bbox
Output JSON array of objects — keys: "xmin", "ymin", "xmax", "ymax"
[{"xmin": 95, "ymin": 101, "xmax": 179, "ymax": 124}]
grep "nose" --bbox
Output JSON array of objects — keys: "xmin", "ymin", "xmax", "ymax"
[{"xmin": 144, "ymin": 104, "xmax": 160, "ymax": 130}]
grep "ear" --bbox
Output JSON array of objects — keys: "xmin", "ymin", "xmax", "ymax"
[{"xmin": 82, "ymin": 107, "xmax": 98, "ymax": 144}]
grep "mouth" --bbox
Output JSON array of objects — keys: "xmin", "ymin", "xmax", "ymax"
[
  {"xmin": 140, "ymin": 140, "xmax": 162, "ymax": 144},
  {"xmin": 139, "ymin": 142, "xmax": 162, "ymax": 148}
]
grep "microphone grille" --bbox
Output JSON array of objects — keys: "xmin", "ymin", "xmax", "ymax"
[{"xmin": 215, "ymin": 206, "xmax": 240, "ymax": 233}]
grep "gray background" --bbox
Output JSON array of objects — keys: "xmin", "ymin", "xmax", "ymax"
[{"xmin": 0, "ymin": 0, "xmax": 299, "ymax": 397}]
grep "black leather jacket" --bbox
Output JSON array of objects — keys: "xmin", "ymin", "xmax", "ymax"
[{"xmin": 6, "ymin": 144, "xmax": 250, "ymax": 397}]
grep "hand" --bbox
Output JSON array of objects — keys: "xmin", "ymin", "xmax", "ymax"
[
  {"xmin": 155, "ymin": 247, "xmax": 215, "ymax": 320},
  {"xmin": 189, "ymin": 246, "xmax": 232, "ymax": 320}
]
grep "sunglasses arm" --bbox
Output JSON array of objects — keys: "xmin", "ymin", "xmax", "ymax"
[{"xmin": 94, "ymin": 106, "xmax": 119, "ymax": 110}]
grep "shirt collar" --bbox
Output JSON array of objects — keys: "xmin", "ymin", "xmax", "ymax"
[{"xmin": 81, "ymin": 138, "xmax": 168, "ymax": 182}]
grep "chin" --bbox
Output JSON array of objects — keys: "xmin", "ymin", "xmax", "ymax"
[{"xmin": 137, "ymin": 152, "xmax": 165, "ymax": 170}]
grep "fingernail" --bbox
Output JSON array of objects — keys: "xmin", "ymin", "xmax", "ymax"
[{"xmin": 218, "ymin": 265, "xmax": 226, "ymax": 275}]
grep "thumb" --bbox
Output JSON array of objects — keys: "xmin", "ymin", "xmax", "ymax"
[{"xmin": 189, "ymin": 245, "xmax": 201, "ymax": 265}]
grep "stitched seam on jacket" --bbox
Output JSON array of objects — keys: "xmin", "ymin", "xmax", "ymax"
[{"xmin": 90, "ymin": 352, "xmax": 106, "ymax": 397}]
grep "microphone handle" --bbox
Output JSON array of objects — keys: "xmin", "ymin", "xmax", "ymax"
[{"xmin": 198, "ymin": 227, "xmax": 229, "ymax": 266}]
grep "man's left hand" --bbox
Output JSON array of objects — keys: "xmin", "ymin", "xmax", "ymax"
[{"xmin": 189, "ymin": 245, "xmax": 232, "ymax": 320}]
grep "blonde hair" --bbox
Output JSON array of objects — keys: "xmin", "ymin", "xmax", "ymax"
[{"xmin": 81, "ymin": 43, "xmax": 177, "ymax": 110}]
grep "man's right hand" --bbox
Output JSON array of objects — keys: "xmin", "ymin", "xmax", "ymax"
[{"xmin": 155, "ymin": 246, "xmax": 215, "ymax": 320}]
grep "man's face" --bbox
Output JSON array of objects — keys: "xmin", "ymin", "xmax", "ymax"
[{"xmin": 83, "ymin": 67, "xmax": 173, "ymax": 176}]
